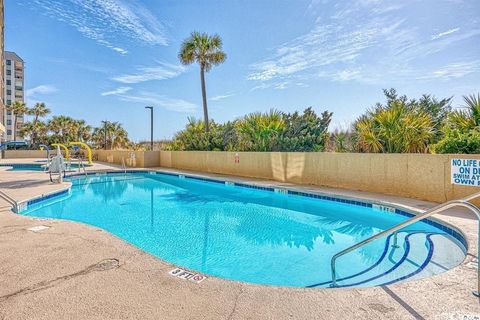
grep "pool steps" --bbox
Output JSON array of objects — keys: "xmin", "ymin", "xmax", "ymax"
[{"xmin": 307, "ymin": 231, "xmax": 447, "ymax": 288}]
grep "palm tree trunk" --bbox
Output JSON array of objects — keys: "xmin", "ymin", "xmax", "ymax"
[
  {"xmin": 200, "ymin": 66, "xmax": 209, "ymax": 133},
  {"xmin": 13, "ymin": 115, "xmax": 17, "ymax": 141},
  {"xmin": 32, "ymin": 116, "xmax": 38, "ymax": 146}
]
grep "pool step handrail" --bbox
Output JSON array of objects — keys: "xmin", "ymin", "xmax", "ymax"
[
  {"xmin": 330, "ymin": 191, "xmax": 480, "ymax": 297},
  {"xmin": 0, "ymin": 190, "xmax": 18, "ymax": 213},
  {"xmin": 121, "ymin": 157, "xmax": 126, "ymax": 174},
  {"xmin": 78, "ymin": 157, "xmax": 88, "ymax": 177}
]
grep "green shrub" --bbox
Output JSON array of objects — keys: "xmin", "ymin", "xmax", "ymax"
[{"xmin": 433, "ymin": 129, "xmax": 480, "ymax": 154}]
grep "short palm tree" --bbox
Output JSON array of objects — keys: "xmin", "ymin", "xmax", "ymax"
[
  {"xmin": 236, "ymin": 110, "xmax": 285, "ymax": 151},
  {"xmin": 92, "ymin": 121, "xmax": 131, "ymax": 149},
  {"xmin": 354, "ymin": 102, "xmax": 434, "ymax": 153},
  {"xmin": 179, "ymin": 32, "xmax": 226, "ymax": 133},
  {"xmin": 6, "ymin": 101, "xmax": 28, "ymax": 141},
  {"xmin": 448, "ymin": 93, "xmax": 480, "ymax": 130},
  {"xmin": 27, "ymin": 102, "xmax": 51, "ymax": 145}
]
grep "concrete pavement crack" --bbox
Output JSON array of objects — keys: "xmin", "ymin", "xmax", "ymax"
[
  {"xmin": 227, "ymin": 287, "xmax": 244, "ymax": 320},
  {"xmin": 0, "ymin": 258, "xmax": 120, "ymax": 303}
]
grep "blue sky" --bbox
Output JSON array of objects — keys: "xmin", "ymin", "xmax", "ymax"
[{"xmin": 5, "ymin": 0, "xmax": 480, "ymax": 141}]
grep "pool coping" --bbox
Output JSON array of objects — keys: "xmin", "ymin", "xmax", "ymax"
[{"xmin": 18, "ymin": 168, "xmax": 468, "ymax": 253}]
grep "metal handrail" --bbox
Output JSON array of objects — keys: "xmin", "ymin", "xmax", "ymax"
[
  {"xmin": 121, "ymin": 157, "xmax": 127, "ymax": 174},
  {"xmin": 78, "ymin": 158, "xmax": 87, "ymax": 177},
  {"xmin": 330, "ymin": 191, "xmax": 480, "ymax": 296},
  {"xmin": 0, "ymin": 190, "xmax": 18, "ymax": 213}
]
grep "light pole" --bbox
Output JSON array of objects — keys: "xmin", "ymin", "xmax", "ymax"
[
  {"xmin": 145, "ymin": 106, "xmax": 154, "ymax": 150},
  {"xmin": 101, "ymin": 120, "xmax": 108, "ymax": 150}
]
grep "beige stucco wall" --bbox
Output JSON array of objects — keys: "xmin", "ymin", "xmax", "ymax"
[
  {"xmin": 4, "ymin": 150, "xmax": 48, "ymax": 158},
  {"xmin": 159, "ymin": 151, "xmax": 480, "ymax": 203},
  {"xmin": 92, "ymin": 150, "xmax": 160, "ymax": 168},
  {"xmin": 4, "ymin": 149, "xmax": 480, "ymax": 204}
]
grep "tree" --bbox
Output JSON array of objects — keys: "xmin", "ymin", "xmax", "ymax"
[
  {"xmin": 353, "ymin": 89, "xmax": 439, "ymax": 153},
  {"xmin": 169, "ymin": 108, "xmax": 333, "ymax": 152},
  {"xmin": 6, "ymin": 101, "xmax": 28, "ymax": 141},
  {"xmin": 20, "ymin": 121, "xmax": 47, "ymax": 144},
  {"xmin": 434, "ymin": 93, "xmax": 480, "ymax": 154},
  {"xmin": 280, "ymin": 108, "xmax": 332, "ymax": 151},
  {"xmin": 92, "ymin": 121, "xmax": 131, "ymax": 150},
  {"xmin": 353, "ymin": 99, "xmax": 434, "ymax": 153},
  {"xmin": 179, "ymin": 32, "xmax": 226, "ymax": 133},
  {"xmin": 48, "ymin": 115, "xmax": 75, "ymax": 143},
  {"xmin": 169, "ymin": 118, "xmax": 214, "ymax": 151},
  {"xmin": 26, "ymin": 102, "xmax": 51, "ymax": 145},
  {"xmin": 447, "ymin": 93, "xmax": 480, "ymax": 131},
  {"xmin": 236, "ymin": 110, "xmax": 285, "ymax": 151},
  {"xmin": 70, "ymin": 119, "xmax": 92, "ymax": 142}
]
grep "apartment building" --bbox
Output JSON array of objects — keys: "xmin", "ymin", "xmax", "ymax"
[
  {"xmin": 0, "ymin": 0, "xmax": 5, "ymax": 144},
  {"xmin": 4, "ymin": 51, "xmax": 24, "ymax": 141}
]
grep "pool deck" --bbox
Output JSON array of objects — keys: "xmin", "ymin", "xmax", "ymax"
[{"xmin": 0, "ymin": 158, "xmax": 479, "ymax": 319}]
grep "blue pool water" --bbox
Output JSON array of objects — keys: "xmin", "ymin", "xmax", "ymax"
[{"xmin": 20, "ymin": 172, "xmax": 466, "ymax": 288}]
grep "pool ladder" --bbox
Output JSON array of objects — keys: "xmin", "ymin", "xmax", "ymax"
[
  {"xmin": 330, "ymin": 191, "xmax": 480, "ymax": 297},
  {"xmin": 78, "ymin": 158, "xmax": 88, "ymax": 177},
  {"xmin": 0, "ymin": 190, "xmax": 19, "ymax": 213}
]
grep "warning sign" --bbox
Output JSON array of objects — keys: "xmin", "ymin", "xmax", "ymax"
[
  {"xmin": 451, "ymin": 159, "xmax": 480, "ymax": 186},
  {"xmin": 168, "ymin": 268, "xmax": 207, "ymax": 283}
]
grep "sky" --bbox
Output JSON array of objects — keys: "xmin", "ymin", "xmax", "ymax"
[{"xmin": 5, "ymin": 0, "xmax": 480, "ymax": 141}]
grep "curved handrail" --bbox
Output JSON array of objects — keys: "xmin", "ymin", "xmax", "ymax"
[
  {"xmin": 69, "ymin": 142, "xmax": 93, "ymax": 165},
  {"xmin": 0, "ymin": 190, "xmax": 18, "ymax": 213},
  {"xmin": 51, "ymin": 143, "xmax": 70, "ymax": 160},
  {"xmin": 330, "ymin": 191, "xmax": 480, "ymax": 297}
]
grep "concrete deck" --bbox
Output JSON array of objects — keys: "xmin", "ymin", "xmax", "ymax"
[{"xmin": 0, "ymin": 159, "xmax": 479, "ymax": 319}]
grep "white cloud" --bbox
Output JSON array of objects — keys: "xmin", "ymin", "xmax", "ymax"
[
  {"xmin": 431, "ymin": 28, "xmax": 460, "ymax": 40},
  {"xmin": 417, "ymin": 61, "xmax": 480, "ymax": 81},
  {"xmin": 331, "ymin": 69, "xmax": 362, "ymax": 82},
  {"xmin": 112, "ymin": 62, "xmax": 186, "ymax": 84},
  {"xmin": 26, "ymin": 85, "xmax": 58, "ymax": 97},
  {"xmin": 249, "ymin": 1, "xmax": 480, "ymax": 88},
  {"xmin": 29, "ymin": 0, "xmax": 167, "ymax": 54},
  {"xmin": 101, "ymin": 86, "xmax": 132, "ymax": 96},
  {"xmin": 112, "ymin": 47, "xmax": 128, "ymax": 55},
  {"xmin": 210, "ymin": 93, "xmax": 236, "ymax": 101},
  {"xmin": 106, "ymin": 89, "xmax": 197, "ymax": 113},
  {"xmin": 248, "ymin": 19, "xmax": 379, "ymax": 85}
]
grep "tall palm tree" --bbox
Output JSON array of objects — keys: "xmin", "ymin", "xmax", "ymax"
[
  {"xmin": 6, "ymin": 101, "xmax": 28, "ymax": 141},
  {"xmin": 26, "ymin": 102, "xmax": 50, "ymax": 145},
  {"xmin": 76, "ymin": 120, "xmax": 93, "ymax": 142},
  {"xmin": 179, "ymin": 32, "xmax": 226, "ymax": 133},
  {"xmin": 48, "ymin": 115, "xmax": 75, "ymax": 143}
]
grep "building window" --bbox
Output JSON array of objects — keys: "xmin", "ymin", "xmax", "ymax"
[
  {"xmin": 6, "ymin": 80, "xmax": 11, "ymax": 85},
  {"xmin": 7, "ymin": 130, "xmax": 11, "ymax": 135},
  {"xmin": 6, "ymin": 89, "xmax": 11, "ymax": 95},
  {"xmin": 6, "ymin": 120, "xmax": 11, "ymax": 125},
  {"xmin": 6, "ymin": 59, "xmax": 11, "ymax": 65},
  {"xmin": 6, "ymin": 100, "xmax": 11, "ymax": 105},
  {"xmin": 6, "ymin": 69, "xmax": 11, "ymax": 75}
]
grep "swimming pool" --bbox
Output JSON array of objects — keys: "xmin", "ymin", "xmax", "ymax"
[
  {"xmin": 0, "ymin": 163, "xmax": 90, "ymax": 171},
  {"xmin": 19, "ymin": 171, "xmax": 466, "ymax": 288}
]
